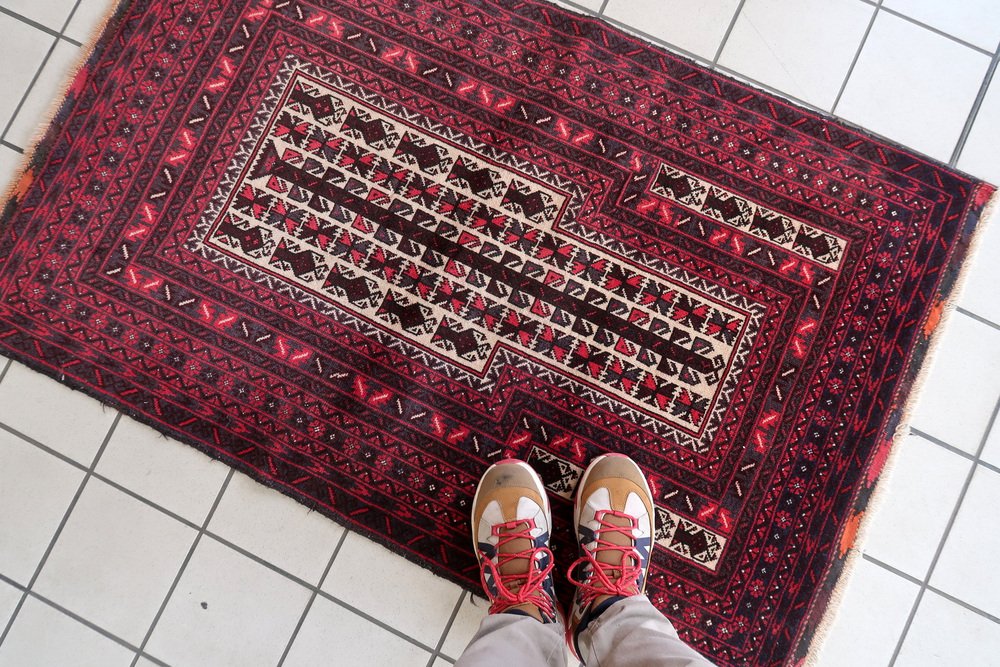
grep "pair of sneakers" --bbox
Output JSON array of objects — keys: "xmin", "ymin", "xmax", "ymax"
[{"xmin": 472, "ymin": 453, "xmax": 655, "ymax": 659}]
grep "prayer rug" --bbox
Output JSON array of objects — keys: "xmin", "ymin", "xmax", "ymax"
[{"xmin": 0, "ymin": 0, "xmax": 993, "ymax": 664}]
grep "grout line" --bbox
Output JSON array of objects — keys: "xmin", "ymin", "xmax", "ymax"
[
  {"xmin": 183, "ymin": 527, "xmax": 445, "ymax": 656},
  {"xmin": 950, "ymin": 45, "xmax": 1000, "ymax": 166},
  {"xmin": 0, "ymin": 422, "xmax": 452, "ymax": 663},
  {"xmin": 0, "ymin": 6, "xmax": 64, "ymax": 41},
  {"xmin": 0, "ymin": 0, "xmax": 83, "ymax": 146},
  {"xmin": 863, "ymin": 554, "xmax": 1000, "ymax": 625},
  {"xmin": 955, "ymin": 307, "xmax": 1000, "ymax": 334},
  {"xmin": 711, "ymin": 0, "xmax": 748, "ymax": 66},
  {"xmin": 3, "ymin": 408, "xmax": 503, "ymax": 662},
  {"xmin": 911, "ymin": 428, "xmax": 999, "ymax": 477},
  {"xmin": 425, "ymin": 590, "xmax": 470, "ymax": 666},
  {"xmin": 831, "ymin": 0, "xmax": 882, "ymax": 115},
  {"xmin": 0, "ymin": 420, "xmax": 111, "ymax": 474},
  {"xmin": 853, "ymin": 0, "xmax": 995, "ymax": 56},
  {"xmin": 0, "ymin": 358, "xmax": 11, "ymax": 385},
  {"xmin": 0, "ymin": 572, "xmax": 169, "ymax": 665},
  {"xmin": 0, "ymin": 139, "xmax": 25, "ymax": 154},
  {"xmin": 0, "ymin": 39, "xmax": 61, "ymax": 144},
  {"xmin": 876, "ymin": 5, "xmax": 995, "ymax": 57},
  {"xmin": 129, "ymin": 468, "xmax": 236, "ymax": 667},
  {"xmin": 5, "ymin": 431, "xmax": 441, "ymax": 657},
  {"xmin": 926, "ymin": 585, "xmax": 1000, "ymax": 625},
  {"xmin": 888, "ymin": 395, "xmax": 1000, "ymax": 665},
  {"xmin": 862, "ymin": 553, "xmax": 924, "ymax": 586},
  {"xmin": 979, "ymin": 458, "xmax": 1000, "ymax": 476},
  {"xmin": 909, "ymin": 427, "xmax": 980, "ymax": 462},
  {"xmin": 597, "ymin": 0, "xmax": 609, "ymax": 16},
  {"xmin": 312, "ymin": 588, "xmax": 441, "ymax": 655},
  {"xmin": 0, "ymin": 411, "xmax": 121, "ymax": 647},
  {"xmin": 275, "ymin": 529, "xmax": 351, "ymax": 667},
  {"xmin": 595, "ymin": 15, "xmax": 712, "ymax": 65}
]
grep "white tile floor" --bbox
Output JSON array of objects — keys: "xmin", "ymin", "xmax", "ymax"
[{"xmin": 0, "ymin": 0, "xmax": 998, "ymax": 665}]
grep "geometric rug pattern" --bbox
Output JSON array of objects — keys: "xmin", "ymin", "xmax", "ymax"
[{"xmin": 0, "ymin": 1, "xmax": 992, "ymax": 663}]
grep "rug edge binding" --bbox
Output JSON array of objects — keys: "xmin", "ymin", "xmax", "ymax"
[{"xmin": 798, "ymin": 185, "xmax": 1000, "ymax": 667}]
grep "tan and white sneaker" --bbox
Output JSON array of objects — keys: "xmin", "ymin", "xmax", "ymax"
[
  {"xmin": 567, "ymin": 453, "xmax": 655, "ymax": 658},
  {"xmin": 471, "ymin": 459, "xmax": 559, "ymax": 623}
]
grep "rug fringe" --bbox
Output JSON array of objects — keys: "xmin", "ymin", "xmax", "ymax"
[
  {"xmin": 799, "ymin": 185, "xmax": 999, "ymax": 666},
  {"xmin": 0, "ymin": 0, "xmax": 127, "ymax": 214}
]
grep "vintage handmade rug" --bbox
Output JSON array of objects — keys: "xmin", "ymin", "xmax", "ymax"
[{"xmin": 0, "ymin": 0, "xmax": 993, "ymax": 663}]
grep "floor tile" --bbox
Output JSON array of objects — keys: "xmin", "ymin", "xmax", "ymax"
[
  {"xmin": 31, "ymin": 478, "xmax": 197, "ymax": 644},
  {"xmin": 909, "ymin": 313, "xmax": 1000, "ymax": 454},
  {"xmin": 282, "ymin": 595, "xmax": 432, "ymax": 667},
  {"xmin": 0, "ymin": 578, "xmax": 23, "ymax": 633},
  {"xmin": 0, "ymin": 596, "xmax": 134, "ymax": 667},
  {"xmin": 603, "ymin": 0, "xmax": 740, "ymax": 61},
  {"xmin": 439, "ymin": 593, "xmax": 488, "ymax": 659},
  {"xmin": 95, "ymin": 414, "xmax": 228, "ymax": 524},
  {"xmin": 896, "ymin": 590, "xmax": 1000, "ymax": 666},
  {"xmin": 835, "ymin": 12, "xmax": 989, "ymax": 162},
  {"xmin": 0, "ymin": 14, "xmax": 52, "ymax": 133},
  {"xmin": 717, "ymin": 0, "xmax": 873, "ymax": 110},
  {"xmin": 862, "ymin": 434, "xmax": 973, "ymax": 578},
  {"xmin": 883, "ymin": 0, "xmax": 1000, "ymax": 52},
  {"xmin": 0, "ymin": 361, "xmax": 119, "ymax": 464},
  {"xmin": 145, "ymin": 536, "xmax": 311, "ymax": 667},
  {"xmin": 64, "ymin": 0, "xmax": 115, "ymax": 44},
  {"xmin": 0, "ymin": 429, "xmax": 84, "ymax": 586},
  {"xmin": 5, "ymin": 39, "xmax": 80, "ymax": 148},
  {"xmin": 929, "ymin": 465, "xmax": 1000, "ymax": 618},
  {"xmin": 959, "ymin": 75, "xmax": 1000, "ymax": 187},
  {"xmin": 207, "ymin": 471, "xmax": 344, "ymax": 585},
  {"xmin": 815, "ymin": 558, "xmax": 920, "ymax": 666},
  {"xmin": 0, "ymin": 0, "xmax": 77, "ymax": 31},
  {"xmin": 321, "ymin": 532, "xmax": 463, "ymax": 646}
]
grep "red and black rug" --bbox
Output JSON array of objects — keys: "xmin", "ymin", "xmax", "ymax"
[{"xmin": 0, "ymin": 0, "xmax": 993, "ymax": 663}]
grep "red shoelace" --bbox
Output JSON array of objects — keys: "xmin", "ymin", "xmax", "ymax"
[
  {"xmin": 567, "ymin": 510, "xmax": 643, "ymax": 608},
  {"xmin": 478, "ymin": 519, "xmax": 556, "ymax": 618}
]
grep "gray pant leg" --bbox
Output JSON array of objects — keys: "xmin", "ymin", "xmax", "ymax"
[
  {"xmin": 578, "ymin": 596, "xmax": 716, "ymax": 667},
  {"xmin": 455, "ymin": 613, "xmax": 567, "ymax": 667}
]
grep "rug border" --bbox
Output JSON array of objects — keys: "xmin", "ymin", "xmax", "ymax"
[
  {"xmin": 0, "ymin": 2, "xmax": 996, "ymax": 665},
  {"xmin": 797, "ymin": 187, "xmax": 998, "ymax": 667}
]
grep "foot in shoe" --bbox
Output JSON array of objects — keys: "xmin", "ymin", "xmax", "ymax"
[
  {"xmin": 567, "ymin": 453, "xmax": 655, "ymax": 655},
  {"xmin": 471, "ymin": 459, "xmax": 559, "ymax": 623}
]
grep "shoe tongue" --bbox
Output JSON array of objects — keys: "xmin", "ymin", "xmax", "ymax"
[
  {"xmin": 498, "ymin": 520, "xmax": 533, "ymax": 578},
  {"xmin": 596, "ymin": 513, "xmax": 637, "ymax": 578}
]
